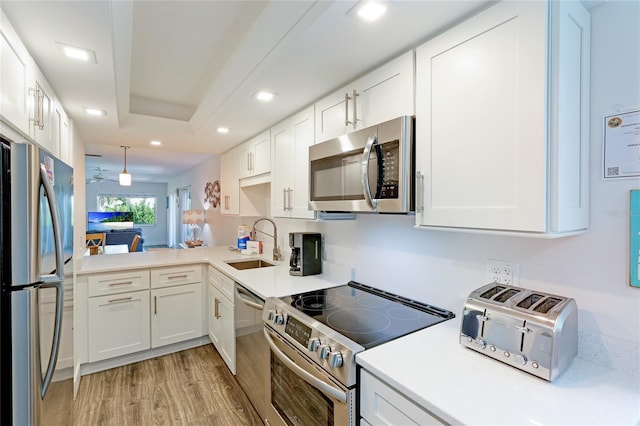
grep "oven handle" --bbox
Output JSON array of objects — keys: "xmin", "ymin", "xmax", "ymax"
[{"xmin": 263, "ymin": 328, "xmax": 347, "ymax": 403}]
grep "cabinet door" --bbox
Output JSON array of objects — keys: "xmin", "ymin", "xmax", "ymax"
[
  {"xmin": 38, "ymin": 289, "xmax": 73, "ymax": 372},
  {"xmin": 31, "ymin": 71, "xmax": 57, "ymax": 156},
  {"xmin": 252, "ymin": 130, "xmax": 271, "ymax": 176},
  {"xmin": 289, "ymin": 106, "xmax": 316, "ymax": 219},
  {"xmin": 208, "ymin": 284, "xmax": 235, "ymax": 374},
  {"xmin": 415, "ymin": 1, "xmax": 548, "ymax": 232},
  {"xmin": 271, "ymin": 118, "xmax": 292, "ymax": 218},
  {"xmin": 151, "ymin": 283, "xmax": 203, "ymax": 348},
  {"xmin": 54, "ymin": 100, "xmax": 72, "ymax": 166},
  {"xmin": 0, "ymin": 12, "xmax": 30, "ymax": 134},
  {"xmin": 360, "ymin": 370, "xmax": 444, "ymax": 425},
  {"xmin": 357, "ymin": 51, "xmax": 414, "ymax": 129},
  {"xmin": 238, "ymin": 144, "xmax": 253, "ymax": 179},
  {"xmin": 220, "ymin": 148, "xmax": 239, "ymax": 215},
  {"xmin": 88, "ymin": 291, "xmax": 150, "ymax": 362},
  {"xmin": 315, "ymin": 85, "xmax": 351, "ymax": 143}
]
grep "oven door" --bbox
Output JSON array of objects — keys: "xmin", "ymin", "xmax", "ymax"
[{"xmin": 263, "ymin": 326, "xmax": 355, "ymax": 426}]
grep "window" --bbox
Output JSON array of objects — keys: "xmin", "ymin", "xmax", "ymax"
[{"xmin": 97, "ymin": 194, "xmax": 156, "ymax": 225}]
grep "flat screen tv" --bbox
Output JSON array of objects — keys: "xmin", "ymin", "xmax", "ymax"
[{"xmin": 87, "ymin": 211, "xmax": 134, "ymax": 231}]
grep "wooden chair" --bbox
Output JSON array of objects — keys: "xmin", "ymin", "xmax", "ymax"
[
  {"xmin": 130, "ymin": 234, "xmax": 141, "ymax": 252},
  {"xmin": 86, "ymin": 233, "xmax": 106, "ymax": 255}
]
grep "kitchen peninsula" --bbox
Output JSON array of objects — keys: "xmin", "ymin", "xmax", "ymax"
[{"xmin": 73, "ymin": 247, "xmax": 345, "ymax": 387}]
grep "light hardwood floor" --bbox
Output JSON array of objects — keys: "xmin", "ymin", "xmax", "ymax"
[{"xmin": 46, "ymin": 344, "xmax": 263, "ymax": 425}]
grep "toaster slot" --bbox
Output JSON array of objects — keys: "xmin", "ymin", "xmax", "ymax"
[
  {"xmin": 480, "ymin": 286, "xmax": 506, "ymax": 299},
  {"xmin": 493, "ymin": 288, "xmax": 521, "ymax": 303},
  {"xmin": 533, "ymin": 297, "xmax": 563, "ymax": 314},
  {"xmin": 517, "ymin": 294, "xmax": 545, "ymax": 309}
]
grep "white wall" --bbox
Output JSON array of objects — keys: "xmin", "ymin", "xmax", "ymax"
[
  {"xmin": 271, "ymin": 1, "xmax": 640, "ymax": 370},
  {"xmin": 85, "ymin": 180, "xmax": 168, "ymax": 246},
  {"xmin": 167, "ymin": 154, "xmax": 248, "ymax": 248},
  {"xmin": 174, "ymin": 1, "xmax": 639, "ymax": 372}
]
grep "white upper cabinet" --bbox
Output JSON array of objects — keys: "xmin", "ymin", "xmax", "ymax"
[
  {"xmin": 415, "ymin": 0, "xmax": 590, "ymax": 236},
  {"xmin": 238, "ymin": 130, "xmax": 270, "ymax": 179},
  {"xmin": 271, "ymin": 105, "xmax": 315, "ymax": 219},
  {"xmin": 220, "ymin": 147, "xmax": 240, "ymax": 215},
  {"xmin": 315, "ymin": 51, "xmax": 414, "ymax": 143},
  {"xmin": 1, "ymin": 10, "xmax": 73, "ymax": 162},
  {"xmin": 0, "ymin": 10, "xmax": 31, "ymax": 135},
  {"xmin": 30, "ymin": 68, "xmax": 57, "ymax": 156}
]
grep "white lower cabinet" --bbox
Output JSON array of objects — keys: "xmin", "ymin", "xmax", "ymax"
[
  {"xmin": 83, "ymin": 265, "xmax": 205, "ymax": 364},
  {"xmin": 208, "ymin": 267, "xmax": 236, "ymax": 374},
  {"xmin": 360, "ymin": 369, "xmax": 444, "ymax": 426},
  {"xmin": 151, "ymin": 283, "xmax": 202, "ymax": 348},
  {"xmin": 87, "ymin": 290, "xmax": 151, "ymax": 363}
]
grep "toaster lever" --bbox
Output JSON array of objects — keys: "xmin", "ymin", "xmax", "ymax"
[
  {"xmin": 516, "ymin": 325, "xmax": 532, "ymax": 334},
  {"xmin": 476, "ymin": 314, "xmax": 489, "ymax": 322}
]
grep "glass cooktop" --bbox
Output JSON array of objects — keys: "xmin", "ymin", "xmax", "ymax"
[{"xmin": 287, "ymin": 281, "xmax": 455, "ymax": 349}]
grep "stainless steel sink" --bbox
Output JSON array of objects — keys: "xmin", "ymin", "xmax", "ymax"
[{"xmin": 225, "ymin": 259, "xmax": 275, "ymax": 270}]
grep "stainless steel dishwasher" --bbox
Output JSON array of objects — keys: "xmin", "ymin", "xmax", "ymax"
[{"xmin": 234, "ymin": 283, "xmax": 269, "ymax": 422}]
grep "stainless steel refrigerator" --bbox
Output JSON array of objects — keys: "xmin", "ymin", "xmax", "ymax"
[{"xmin": 1, "ymin": 134, "xmax": 73, "ymax": 425}]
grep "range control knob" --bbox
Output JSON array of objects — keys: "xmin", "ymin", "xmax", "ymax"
[
  {"xmin": 473, "ymin": 339, "xmax": 486, "ymax": 349},
  {"xmin": 318, "ymin": 344, "xmax": 331, "ymax": 360},
  {"xmin": 273, "ymin": 313, "xmax": 284, "ymax": 325},
  {"xmin": 307, "ymin": 337, "xmax": 321, "ymax": 352},
  {"xmin": 514, "ymin": 354, "xmax": 527, "ymax": 366},
  {"xmin": 267, "ymin": 310, "xmax": 276, "ymax": 321},
  {"xmin": 328, "ymin": 351, "xmax": 343, "ymax": 368}
]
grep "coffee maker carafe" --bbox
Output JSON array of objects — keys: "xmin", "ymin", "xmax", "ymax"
[{"xmin": 289, "ymin": 232, "xmax": 322, "ymax": 276}]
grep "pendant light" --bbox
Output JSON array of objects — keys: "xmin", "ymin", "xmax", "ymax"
[{"xmin": 119, "ymin": 146, "xmax": 132, "ymax": 186}]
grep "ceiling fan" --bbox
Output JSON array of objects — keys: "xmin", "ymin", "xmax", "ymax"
[{"xmin": 86, "ymin": 167, "xmax": 114, "ymax": 184}]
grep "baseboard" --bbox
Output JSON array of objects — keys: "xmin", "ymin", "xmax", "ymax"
[{"xmin": 79, "ymin": 336, "xmax": 211, "ymax": 376}]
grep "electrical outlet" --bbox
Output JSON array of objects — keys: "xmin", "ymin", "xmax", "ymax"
[{"xmin": 486, "ymin": 259, "xmax": 520, "ymax": 286}]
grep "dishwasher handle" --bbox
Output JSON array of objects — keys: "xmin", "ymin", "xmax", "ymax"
[{"xmin": 235, "ymin": 286, "xmax": 264, "ymax": 310}]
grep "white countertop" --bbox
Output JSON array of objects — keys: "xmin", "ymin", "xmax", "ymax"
[
  {"xmin": 75, "ymin": 246, "xmax": 347, "ymax": 299},
  {"xmin": 356, "ymin": 318, "xmax": 640, "ymax": 425}
]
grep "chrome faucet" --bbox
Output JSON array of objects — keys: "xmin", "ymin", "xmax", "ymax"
[{"xmin": 251, "ymin": 217, "xmax": 282, "ymax": 261}]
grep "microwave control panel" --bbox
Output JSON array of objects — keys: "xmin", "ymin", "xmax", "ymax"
[{"xmin": 378, "ymin": 140, "xmax": 399, "ymax": 199}]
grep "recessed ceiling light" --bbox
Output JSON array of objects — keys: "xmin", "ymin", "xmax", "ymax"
[
  {"xmin": 357, "ymin": 1, "xmax": 387, "ymax": 22},
  {"xmin": 150, "ymin": 140, "xmax": 162, "ymax": 146},
  {"xmin": 56, "ymin": 42, "xmax": 96, "ymax": 63},
  {"xmin": 255, "ymin": 91, "xmax": 275, "ymax": 102},
  {"xmin": 84, "ymin": 107, "xmax": 106, "ymax": 116},
  {"xmin": 217, "ymin": 127, "xmax": 230, "ymax": 134}
]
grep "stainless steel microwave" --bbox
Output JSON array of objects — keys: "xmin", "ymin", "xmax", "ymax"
[{"xmin": 309, "ymin": 116, "xmax": 414, "ymax": 213}]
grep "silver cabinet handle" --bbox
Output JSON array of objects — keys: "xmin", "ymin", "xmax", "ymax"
[
  {"xmin": 38, "ymin": 87, "xmax": 45, "ymax": 130},
  {"xmin": 416, "ymin": 171, "xmax": 425, "ymax": 214},
  {"xmin": 214, "ymin": 297, "xmax": 221, "ymax": 319},
  {"xmin": 108, "ymin": 296, "xmax": 133, "ymax": 304},
  {"xmin": 154, "ymin": 296, "xmax": 157, "ymax": 314},
  {"xmin": 108, "ymin": 280, "xmax": 133, "ymax": 287},
  {"xmin": 283, "ymin": 188, "xmax": 287, "ymax": 211},
  {"xmin": 344, "ymin": 92, "xmax": 352, "ymax": 127},
  {"xmin": 287, "ymin": 188, "xmax": 293, "ymax": 211},
  {"xmin": 167, "ymin": 274, "xmax": 188, "ymax": 280},
  {"xmin": 352, "ymin": 89, "xmax": 359, "ymax": 130}
]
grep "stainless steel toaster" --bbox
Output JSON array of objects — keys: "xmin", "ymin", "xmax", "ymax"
[{"xmin": 460, "ymin": 283, "xmax": 578, "ymax": 381}]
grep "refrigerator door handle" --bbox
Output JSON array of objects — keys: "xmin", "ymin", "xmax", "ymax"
[{"xmin": 37, "ymin": 162, "xmax": 64, "ymax": 398}]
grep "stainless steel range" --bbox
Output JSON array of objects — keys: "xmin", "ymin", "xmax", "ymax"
[{"xmin": 262, "ymin": 281, "xmax": 454, "ymax": 426}]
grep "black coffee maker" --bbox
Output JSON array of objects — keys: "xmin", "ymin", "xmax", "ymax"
[{"xmin": 289, "ymin": 232, "xmax": 322, "ymax": 276}]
